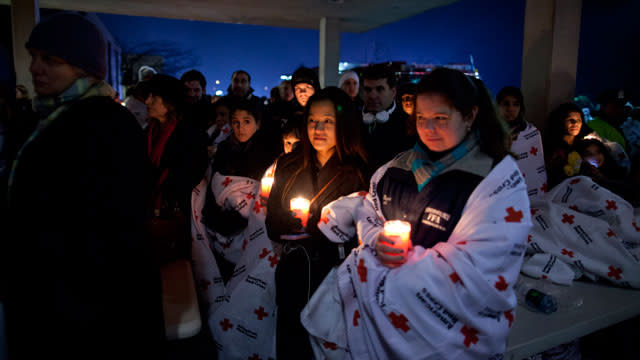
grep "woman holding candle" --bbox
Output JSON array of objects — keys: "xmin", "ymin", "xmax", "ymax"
[
  {"xmin": 265, "ymin": 87, "xmax": 367, "ymax": 359},
  {"xmin": 302, "ymin": 68, "xmax": 532, "ymax": 359}
]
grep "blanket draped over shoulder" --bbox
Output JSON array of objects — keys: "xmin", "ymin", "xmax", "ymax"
[
  {"xmin": 191, "ymin": 170, "xmax": 277, "ymax": 360},
  {"xmin": 301, "ymin": 156, "xmax": 532, "ymax": 360}
]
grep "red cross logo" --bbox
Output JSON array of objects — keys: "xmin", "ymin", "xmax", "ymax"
[
  {"xmin": 357, "ymin": 258, "xmax": 367, "ymax": 283},
  {"xmin": 456, "ymin": 241, "xmax": 467, "ymax": 245},
  {"xmin": 253, "ymin": 201, "xmax": 264, "ymax": 214},
  {"xmin": 540, "ymin": 183, "xmax": 548, "ymax": 193},
  {"xmin": 194, "ymin": 211, "xmax": 199, "ymax": 222},
  {"xmin": 530, "ymin": 208, "xmax": 538, "ymax": 216},
  {"xmin": 494, "ymin": 275, "xmax": 508, "ymax": 291},
  {"xmin": 570, "ymin": 178, "xmax": 581, "ymax": 185},
  {"xmin": 222, "ymin": 242, "xmax": 231, "ymax": 249},
  {"xmin": 569, "ymin": 205, "xmax": 579, "ymax": 211},
  {"xmin": 561, "ymin": 248, "xmax": 574, "ymax": 258},
  {"xmin": 504, "ymin": 207, "xmax": 523, "ymax": 223},
  {"xmin": 606, "ymin": 200, "xmax": 618, "ymax": 211},
  {"xmin": 242, "ymin": 239, "xmax": 248, "ymax": 250},
  {"xmin": 504, "ymin": 310, "xmax": 514, "ymax": 328},
  {"xmin": 222, "ymin": 177, "xmax": 232, "ymax": 187},
  {"xmin": 608, "ymin": 265, "xmax": 622, "ymax": 280},
  {"xmin": 199, "ymin": 279, "xmax": 212, "ymax": 291},
  {"xmin": 461, "ymin": 325, "xmax": 479, "ymax": 348},
  {"xmin": 529, "ymin": 146, "xmax": 538, "ymax": 156},
  {"xmin": 254, "ymin": 306, "xmax": 268, "ymax": 320},
  {"xmin": 220, "ymin": 318, "xmax": 233, "ymax": 331},
  {"xmin": 388, "ymin": 312, "xmax": 410, "ymax": 333},
  {"xmin": 268, "ymin": 254, "xmax": 279, "ymax": 268},
  {"xmin": 632, "ymin": 222, "xmax": 640, "ymax": 232},
  {"xmin": 607, "ymin": 229, "xmax": 616, "ymax": 238},
  {"xmin": 541, "ymin": 274, "xmax": 548, "ymax": 279},
  {"xmin": 527, "ymin": 235, "xmax": 532, "ymax": 243},
  {"xmin": 561, "ymin": 213, "xmax": 575, "ymax": 225},
  {"xmin": 353, "ymin": 310, "xmax": 360, "ymax": 327},
  {"xmin": 322, "ymin": 341, "xmax": 338, "ymax": 350},
  {"xmin": 222, "ymin": 127, "xmax": 230, "ymax": 134},
  {"xmin": 320, "ymin": 209, "xmax": 330, "ymax": 225},
  {"xmin": 246, "ymin": 192, "xmax": 255, "ymax": 200},
  {"xmin": 449, "ymin": 272, "xmax": 462, "ymax": 284},
  {"xmin": 259, "ymin": 248, "xmax": 270, "ymax": 259},
  {"xmin": 357, "ymin": 191, "xmax": 368, "ymax": 198}
]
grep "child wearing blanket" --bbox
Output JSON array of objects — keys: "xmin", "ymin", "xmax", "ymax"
[{"xmin": 301, "ymin": 68, "xmax": 532, "ymax": 359}]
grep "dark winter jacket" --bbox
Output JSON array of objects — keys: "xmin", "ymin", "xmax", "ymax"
[{"xmin": 362, "ymin": 107, "xmax": 414, "ymax": 176}]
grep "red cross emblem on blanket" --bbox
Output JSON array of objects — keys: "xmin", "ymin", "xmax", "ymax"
[
  {"xmin": 199, "ymin": 279, "xmax": 211, "ymax": 291},
  {"xmin": 607, "ymin": 229, "xmax": 616, "ymax": 238},
  {"xmin": 570, "ymin": 178, "xmax": 581, "ymax": 185},
  {"xmin": 222, "ymin": 127, "xmax": 230, "ymax": 134},
  {"xmin": 561, "ymin": 213, "xmax": 575, "ymax": 225},
  {"xmin": 461, "ymin": 325, "xmax": 479, "ymax": 347},
  {"xmin": 268, "ymin": 254, "xmax": 279, "ymax": 268},
  {"xmin": 248, "ymin": 354, "xmax": 261, "ymax": 360},
  {"xmin": 254, "ymin": 306, "xmax": 268, "ymax": 320},
  {"xmin": 540, "ymin": 183, "xmax": 548, "ymax": 193},
  {"xmin": 253, "ymin": 201, "xmax": 264, "ymax": 214},
  {"xmin": 220, "ymin": 318, "xmax": 233, "ymax": 331},
  {"xmin": 194, "ymin": 211, "xmax": 199, "ymax": 222},
  {"xmin": 529, "ymin": 146, "xmax": 538, "ymax": 156},
  {"xmin": 246, "ymin": 192, "xmax": 255, "ymax": 200},
  {"xmin": 353, "ymin": 310, "xmax": 361, "ymax": 327},
  {"xmin": 632, "ymin": 222, "xmax": 640, "ymax": 232},
  {"xmin": 608, "ymin": 266, "xmax": 623, "ymax": 280},
  {"xmin": 259, "ymin": 248, "xmax": 270, "ymax": 259},
  {"xmin": 456, "ymin": 241, "xmax": 467, "ymax": 245},
  {"xmin": 320, "ymin": 209, "xmax": 330, "ymax": 225},
  {"xmin": 504, "ymin": 310, "xmax": 514, "ymax": 328},
  {"xmin": 242, "ymin": 239, "xmax": 248, "ymax": 250},
  {"xmin": 606, "ymin": 200, "xmax": 618, "ymax": 211},
  {"xmin": 222, "ymin": 177, "xmax": 232, "ymax": 187},
  {"xmin": 494, "ymin": 275, "xmax": 508, "ymax": 291},
  {"xmin": 561, "ymin": 249, "xmax": 574, "ymax": 258},
  {"xmin": 504, "ymin": 207, "xmax": 523, "ymax": 223},
  {"xmin": 527, "ymin": 235, "xmax": 532, "ymax": 243},
  {"xmin": 357, "ymin": 191, "xmax": 368, "ymax": 198},
  {"xmin": 357, "ymin": 258, "xmax": 367, "ymax": 283},
  {"xmin": 530, "ymin": 208, "xmax": 538, "ymax": 216},
  {"xmin": 569, "ymin": 205, "xmax": 579, "ymax": 211},
  {"xmin": 449, "ymin": 272, "xmax": 462, "ymax": 284},
  {"xmin": 322, "ymin": 341, "xmax": 338, "ymax": 350},
  {"xmin": 388, "ymin": 312, "xmax": 410, "ymax": 333}
]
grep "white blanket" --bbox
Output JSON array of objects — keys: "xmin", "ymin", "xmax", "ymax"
[
  {"xmin": 191, "ymin": 171, "xmax": 277, "ymax": 360},
  {"xmin": 511, "ymin": 122, "xmax": 548, "ymax": 200},
  {"xmin": 302, "ymin": 156, "xmax": 532, "ymax": 359},
  {"xmin": 521, "ymin": 176, "xmax": 640, "ymax": 287}
]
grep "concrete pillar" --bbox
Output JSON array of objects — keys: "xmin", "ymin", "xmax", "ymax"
[
  {"xmin": 319, "ymin": 17, "xmax": 340, "ymax": 88},
  {"xmin": 11, "ymin": 0, "xmax": 39, "ymax": 98},
  {"xmin": 521, "ymin": 0, "xmax": 582, "ymax": 133}
]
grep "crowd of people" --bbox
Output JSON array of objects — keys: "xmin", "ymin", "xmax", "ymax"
[{"xmin": 0, "ymin": 11, "xmax": 639, "ymax": 360}]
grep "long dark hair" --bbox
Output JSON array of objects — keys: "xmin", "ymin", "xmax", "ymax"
[
  {"xmin": 145, "ymin": 74, "xmax": 184, "ymax": 121},
  {"xmin": 416, "ymin": 68, "xmax": 509, "ymax": 162},
  {"xmin": 544, "ymin": 103, "xmax": 590, "ymax": 153},
  {"xmin": 496, "ymin": 86, "xmax": 525, "ymax": 122}
]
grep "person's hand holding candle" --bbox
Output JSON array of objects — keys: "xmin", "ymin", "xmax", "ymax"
[
  {"xmin": 375, "ymin": 220, "xmax": 411, "ymax": 268},
  {"xmin": 261, "ymin": 176, "xmax": 274, "ymax": 199}
]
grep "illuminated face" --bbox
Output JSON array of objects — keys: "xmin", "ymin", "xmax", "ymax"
[
  {"xmin": 29, "ymin": 49, "xmax": 84, "ymax": 97},
  {"xmin": 498, "ymin": 95, "xmax": 521, "ymax": 123},
  {"xmin": 231, "ymin": 72, "xmax": 250, "ymax": 97},
  {"xmin": 415, "ymin": 93, "xmax": 475, "ymax": 152},
  {"xmin": 564, "ymin": 111, "xmax": 583, "ymax": 137},
  {"xmin": 145, "ymin": 94, "xmax": 169, "ymax": 123},
  {"xmin": 184, "ymin": 80, "xmax": 203, "ymax": 104},
  {"xmin": 231, "ymin": 109, "xmax": 259, "ymax": 143},
  {"xmin": 279, "ymin": 82, "xmax": 294, "ymax": 102},
  {"xmin": 401, "ymin": 94, "xmax": 416, "ymax": 116},
  {"xmin": 215, "ymin": 105, "xmax": 230, "ymax": 129},
  {"xmin": 582, "ymin": 143, "xmax": 605, "ymax": 168},
  {"xmin": 283, "ymin": 133, "xmax": 300, "ymax": 154},
  {"xmin": 363, "ymin": 78, "xmax": 396, "ymax": 113},
  {"xmin": 341, "ymin": 78, "xmax": 359, "ymax": 99},
  {"xmin": 307, "ymin": 99, "xmax": 337, "ymax": 157},
  {"xmin": 294, "ymin": 83, "xmax": 315, "ymax": 107}
]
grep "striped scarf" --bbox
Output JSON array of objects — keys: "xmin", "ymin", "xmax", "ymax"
[
  {"xmin": 8, "ymin": 78, "xmax": 115, "ymax": 194},
  {"xmin": 393, "ymin": 132, "xmax": 479, "ymax": 192}
]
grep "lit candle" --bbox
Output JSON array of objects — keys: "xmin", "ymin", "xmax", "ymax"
[
  {"xmin": 383, "ymin": 220, "xmax": 411, "ymax": 257},
  {"xmin": 261, "ymin": 176, "xmax": 274, "ymax": 199},
  {"xmin": 290, "ymin": 197, "xmax": 311, "ymax": 228}
]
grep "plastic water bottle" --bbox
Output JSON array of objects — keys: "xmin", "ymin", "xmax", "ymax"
[{"xmin": 515, "ymin": 280, "xmax": 558, "ymax": 314}]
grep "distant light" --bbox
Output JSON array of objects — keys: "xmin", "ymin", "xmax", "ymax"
[
  {"xmin": 215, "ymin": 90, "xmax": 224, "ymax": 96},
  {"xmin": 280, "ymin": 75, "xmax": 292, "ymax": 80},
  {"xmin": 215, "ymin": 80, "xmax": 220, "ymax": 85}
]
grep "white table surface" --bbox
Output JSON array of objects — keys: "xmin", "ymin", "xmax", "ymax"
[{"xmin": 504, "ymin": 278, "xmax": 640, "ymax": 359}]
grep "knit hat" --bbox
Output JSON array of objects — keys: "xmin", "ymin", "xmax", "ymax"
[
  {"xmin": 338, "ymin": 70, "xmax": 359, "ymax": 89},
  {"xmin": 26, "ymin": 13, "xmax": 106, "ymax": 80},
  {"xmin": 145, "ymin": 74, "xmax": 184, "ymax": 111},
  {"xmin": 291, "ymin": 67, "xmax": 320, "ymax": 92}
]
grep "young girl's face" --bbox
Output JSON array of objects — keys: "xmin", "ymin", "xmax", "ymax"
[
  {"xmin": 282, "ymin": 133, "xmax": 299, "ymax": 154},
  {"xmin": 498, "ymin": 95, "xmax": 521, "ymax": 123},
  {"xmin": 563, "ymin": 111, "xmax": 583, "ymax": 137},
  {"xmin": 231, "ymin": 110, "xmax": 259, "ymax": 143},
  {"xmin": 582, "ymin": 143, "xmax": 605, "ymax": 168},
  {"xmin": 307, "ymin": 99, "xmax": 337, "ymax": 155}
]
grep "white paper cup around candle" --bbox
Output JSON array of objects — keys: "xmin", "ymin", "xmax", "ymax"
[
  {"xmin": 383, "ymin": 220, "xmax": 411, "ymax": 257},
  {"xmin": 290, "ymin": 197, "xmax": 311, "ymax": 228},
  {"xmin": 261, "ymin": 176, "xmax": 274, "ymax": 199}
]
